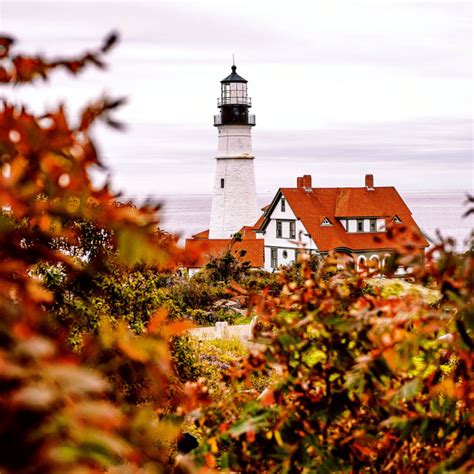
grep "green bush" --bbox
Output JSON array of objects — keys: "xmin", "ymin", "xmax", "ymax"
[{"xmin": 170, "ymin": 334, "xmax": 202, "ymax": 382}]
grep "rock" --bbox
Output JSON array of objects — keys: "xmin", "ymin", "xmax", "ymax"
[
  {"xmin": 213, "ymin": 299, "xmax": 228, "ymax": 308},
  {"xmin": 248, "ymin": 315, "xmax": 258, "ymax": 340},
  {"xmin": 213, "ymin": 298, "xmax": 241, "ymax": 310},
  {"xmin": 215, "ymin": 321, "xmax": 229, "ymax": 338}
]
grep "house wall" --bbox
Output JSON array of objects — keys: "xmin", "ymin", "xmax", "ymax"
[
  {"xmin": 262, "ymin": 195, "xmax": 317, "ymax": 271},
  {"xmin": 355, "ymin": 251, "xmax": 393, "ymax": 271}
]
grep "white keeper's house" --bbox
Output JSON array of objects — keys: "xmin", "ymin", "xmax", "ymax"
[
  {"xmin": 257, "ymin": 173, "xmax": 429, "ymax": 272},
  {"xmin": 185, "ymin": 64, "xmax": 428, "ymax": 275}
]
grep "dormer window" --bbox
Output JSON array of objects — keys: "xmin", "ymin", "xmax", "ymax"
[
  {"xmin": 357, "ymin": 219, "xmax": 364, "ymax": 232},
  {"xmin": 392, "ymin": 215, "xmax": 402, "ymax": 224},
  {"xmin": 281, "ymin": 198, "xmax": 286, "ymax": 212},
  {"xmin": 321, "ymin": 217, "xmax": 332, "ymax": 226},
  {"xmin": 370, "ymin": 219, "xmax": 376, "ymax": 232}
]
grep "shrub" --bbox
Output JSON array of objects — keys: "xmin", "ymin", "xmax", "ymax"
[
  {"xmin": 0, "ymin": 34, "xmax": 209, "ymax": 472},
  {"xmin": 196, "ymin": 244, "xmax": 474, "ymax": 473}
]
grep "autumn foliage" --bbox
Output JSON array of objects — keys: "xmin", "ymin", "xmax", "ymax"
[
  {"xmin": 0, "ymin": 33, "xmax": 472, "ymax": 474},
  {"xmin": 0, "ymin": 33, "xmax": 207, "ymax": 473},
  {"xmin": 195, "ymin": 242, "xmax": 473, "ymax": 472}
]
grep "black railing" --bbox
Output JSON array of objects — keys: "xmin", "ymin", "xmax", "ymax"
[
  {"xmin": 217, "ymin": 96, "xmax": 252, "ymax": 107},
  {"xmin": 214, "ymin": 114, "xmax": 256, "ymax": 126}
]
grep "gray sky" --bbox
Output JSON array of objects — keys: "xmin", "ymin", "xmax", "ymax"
[{"xmin": 1, "ymin": 0, "xmax": 472, "ymax": 196}]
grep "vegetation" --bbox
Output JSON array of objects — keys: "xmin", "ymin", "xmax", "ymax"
[
  {"xmin": 0, "ymin": 33, "xmax": 472, "ymax": 473},
  {"xmin": 0, "ymin": 33, "xmax": 208, "ymax": 472},
  {"xmin": 195, "ymin": 247, "xmax": 473, "ymax": 472}
]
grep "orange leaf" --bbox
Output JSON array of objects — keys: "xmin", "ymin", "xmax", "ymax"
[
  {"xmin": 204, "ymin": 453, "xmax": 216, "ymax": 469},
  {"xmin": 259, "ymin": 387, "xmax": 275, "ymax": 407},
  {"xmin": 353, "ymin": 442, "xmax": 375, "ymax": 457},
  {"xmin": 148, "ymin": 308, "xmax": 168, "ymax": 333},
  {"xmin": 164, "ymin": 320, "xmax": 193, "ymax": 337}
]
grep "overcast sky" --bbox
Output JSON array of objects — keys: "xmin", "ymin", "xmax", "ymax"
[{"xmin": 1, "ymin": 0, "xmax": 472, "ymax": 196}]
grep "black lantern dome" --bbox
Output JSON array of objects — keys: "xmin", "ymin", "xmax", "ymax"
[
  {"xmin": 214, "ymin": 64, "xmax": 255, "ymax": 127},
  {"xmin": 221, "ymin": 65, "xmax": 247, "ymax": 83}
]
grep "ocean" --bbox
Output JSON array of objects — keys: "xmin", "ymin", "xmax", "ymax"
[{"xmin": 157, "ymin": 191, "xmax": 472, "ymax": 249}]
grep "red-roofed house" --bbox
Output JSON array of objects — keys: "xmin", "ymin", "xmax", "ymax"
[
  {"xmin": 183, "ymin": 63, "xmax": 428, "ymax": 276},
  {"xmin": 257, "ymin": 174, "xmax": 429, "ymax": 272},
  {"xmin": 185, "ymin": 221, "xmax": 265, "ymax": 276},
  {"xmin": 185, "ymin": 237, "xmax": 264, "ymax": 274}
]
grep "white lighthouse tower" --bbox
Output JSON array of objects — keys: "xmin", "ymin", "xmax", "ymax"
[{"xmin": 208, "ymin": 64, "xmax": 258, "ymax": 239}]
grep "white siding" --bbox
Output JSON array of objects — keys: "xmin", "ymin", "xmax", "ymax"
[
  {"xmin": 376, "ymin": 218, "xmax": 385, "ymax": 231},
  {"xmin": 263, "ymin": 196, "xmax": 317, "ymax": 271}
]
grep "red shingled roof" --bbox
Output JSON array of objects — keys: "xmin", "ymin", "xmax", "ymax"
[
  {"xmin": 185, "ymin": 238, "xmax": 264, "ymax": 268},
  {"xmin": 253, "ymin": 204, "xmax": 270, "ymax": 230},
  {"xmin": 239, "ymin": 226, "xmax": 259, "ymax": 239},
  {"xmin": 260, "ymin": 186, "xmax": 429, "ymax": 252},
  {"xmin": 192, "ymin": 229, "xmax": 209, "ymax": 239},
  {"xmin": 253, "ymin": 214, "xmax": 265, "ymax": 230}
]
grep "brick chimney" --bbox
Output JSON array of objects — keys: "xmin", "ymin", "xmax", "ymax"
[
  {"xmin": 365, "ymin": 174, "xmax": 374, "ymax": 191},
  {"xmin": 303, "ymin": 175, "xmax": 312, "ymax": 189},
  {"xmin": 297, "ymin": 175, "xmax": 312, "ymax": 191}
]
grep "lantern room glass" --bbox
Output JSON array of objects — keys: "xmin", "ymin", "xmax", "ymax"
[{"xmin": 219, "ymin": 82, "xmax": 250, "ymax": 106}]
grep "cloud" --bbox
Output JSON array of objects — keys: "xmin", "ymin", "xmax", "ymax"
[{"xmin": 2, "ymin": 0, "xmax": 471, "ymax": 198}]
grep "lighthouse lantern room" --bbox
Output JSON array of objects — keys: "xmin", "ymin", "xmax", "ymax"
[
  {"xmin": 209, "ymin": 64, "xmax": 259, "ymax": 239},
  {"xmin": 214, "ymin": 65, "xmax": 255, "ymax": 126}
]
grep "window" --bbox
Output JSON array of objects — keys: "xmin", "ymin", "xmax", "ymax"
[
  {"xmin": 220, "ymin": 178, "xmax": 225, "ymax": 189},
  {"xmin": 282, "ymin": 250, "xmax": 288, "ymax": 259},
  {"xmin": 370, "ymin": 219, "xmax": 376, "ymax": 232},
  {"xmin": 271, "ymin": 248, "xmax": 278, "ymax": 268},
  {"xmin": 392, "ymin": 215, "xmax": 402, "ymax": 224},
  {"xmin": 281, "ymin": 198, "xmax": 286, "ymax": 212},
  {"xmin": 357, "ymin": 255, "xmax": 367, "ymax": 272},
  {"xmin": 357, "ymin": 219, "xmax": 364, "ymax": 232},
  {"xmin": 370, "ymin": 255, "xmax": 380, "ymax": 268},
  {"xmin": 289, "ymin": 221, "xmax": 296, "ymax": 239},
  {"xmin": 321, "ymin": 217, "xmax": 332, "ymax": 226},
  {"xmin": 276, "ymin": 221, "xmax": 283, "ymax": 238}
]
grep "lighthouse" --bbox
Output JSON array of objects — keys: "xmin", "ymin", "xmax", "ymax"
[{"xmin": 208, "ymin": 64, "xmax": 258, "ymax": 239}]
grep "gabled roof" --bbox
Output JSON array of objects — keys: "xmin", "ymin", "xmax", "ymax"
[
  {"xmin": 259, "ymin": 185, "xmax": 429, "ymax": 252},
  {"xmin": 239, "ymin": 225, "xmax": 258, "ymax": 239},
  {"xmin": 334, "ymin": 187, "xmax": 412, "ymax": 217},
  {"xmin": 192, "ymin": 229, "xmax": 209, "ymax": 239},
  {"xmin": 185, "ymin": 238, "xmax": 264, "ymax": 268},
  {"xmin": 253, "ymin": 205, "xmax": 270, "ymax": 231}
]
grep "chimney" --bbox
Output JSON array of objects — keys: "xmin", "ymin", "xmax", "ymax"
[
  {"xmin": 365, "ymin": 174, "xmax": 374, "ymax": 191},
  {"xmin": 297, "ymin": 175, "xmax": 313, "ymax": 191},
  {"xmin": 302, "ymin": 175, "xmax": 312, "ymax": 189}
]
